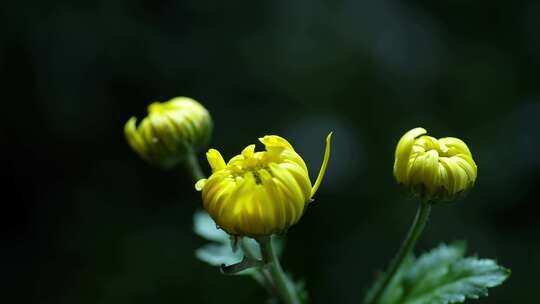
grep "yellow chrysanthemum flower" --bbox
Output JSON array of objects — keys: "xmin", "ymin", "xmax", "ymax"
[
  {"xmin": 195, "ymin": 133, "xmax": 332, "ymax": 236},
  {"xmin": 124, "ymin": 97, "xmax": 212, "ymax": 169},
  {"xmin": 393, "ymin": 127, "xmax": 477, "ymax": 202}
]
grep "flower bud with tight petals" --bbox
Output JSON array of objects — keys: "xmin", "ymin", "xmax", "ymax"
[
  {"xmin": 393, "ymin": 127, "xmax": 477, "ymax": 202},
  {"xmin": 195, "ymin": 133, "xmax": 332, "ymax": 237},
  {"xmin": 124, "ymin": 97, "xmax": 212, "ymax": 169}
]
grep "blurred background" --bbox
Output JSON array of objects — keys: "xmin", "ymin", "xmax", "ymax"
[{"xmin": 2, "ymin": 0, "xmax": 539, "ymax": 303}]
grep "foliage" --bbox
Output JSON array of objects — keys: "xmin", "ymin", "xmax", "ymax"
[
  {"xmin": 193, "ymin": 210, "xmax": 259, "ymax": 272},
  {"xmin": 365, "ymin": 242, "xmax": 510, "ymax": 304},
  {"xmin": 193, "ymin": 210, "xmax": 286, "ymax": 290}
]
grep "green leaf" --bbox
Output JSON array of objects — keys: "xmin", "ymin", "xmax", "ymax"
[
  {"xmin": 368, "ymin": 242, "xmax": 510, "ymax": 304},
  {"xmin": 193, "ymin": 210, "xmax": 285, "ymax": 263},
  {"xmin": 402, "ymin": 256, "xmax": 510, "ymax": 304},
  {"xmin": 193, "ymin": 210, "xmax": 268, "ymax": 277},
  {"xmin": 195, "ymin": 243, "xmax": 243, "ymax": 266},
  {"xmin": 193, "ymin": 210, "xmax": 247, "ymax": 272},
  {"xmin": 193, "ymin": 210, "xmax": 299, "ymax": 301},
  {"xmin": 193, "ymin": 210, "xmax": 229, "ymax": 243}
]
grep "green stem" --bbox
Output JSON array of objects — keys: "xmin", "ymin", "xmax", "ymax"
[
  {"xmin": 240, "ymin": 239, "xmax": 276, "ymax": 294},
  {"xmin": 367, "ymin": 201, "xmax": 432, "ymax": 304},
  {"xmin": 186, "ymin": 152, "xmax": 205, "ymax": 181},
  {"xmin": 258, "ymin": 236, "xmax": 301, "ymax": 304}
]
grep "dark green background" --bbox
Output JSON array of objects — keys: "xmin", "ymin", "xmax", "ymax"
[{"xmin": 2, "ymin": 1, "xmax": 539, "ymax": 303}]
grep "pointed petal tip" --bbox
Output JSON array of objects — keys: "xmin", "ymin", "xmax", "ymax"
[
  {"xmin": 259, "ymin": 135, "xmax": 293, "ymax": 150},
  {"xmin": 326, "ymin": 132, "xmax": 333, "ymax": 142},
  {"xmin": 206, "ymin": 148, "xmax": 218, "ymax": 155},
  {"xmin": 241, "ymin": 144, "xmax": 256, "ymax": 159},
  {"xmin": 195, "ymin": 179, "xmax": 207, "ymax": 191},
  {"xmin": 311, "ymin": 132, "xmax": 332, "ymax": 197},
  {"xmin": 206, "ymin": 149, "xmax": 226, "ymax": 172},
  {"xmin": 124, "ymin": 116, "xmax": 137, "ymax": 132},
  {"xmin": 400, "ymin": 127, "xmax": 427, "ymax": 142}
]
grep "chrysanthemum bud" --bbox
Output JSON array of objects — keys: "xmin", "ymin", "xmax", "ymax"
[
  {"xmin": 393, "ymin": 127, "xmax": 477, "ymax": 202},
  {"xmin": 124, "ymin": 97, "xmax": 212, "ymax": 169},
  {"xmin": 195, "ymin": 133, "xmax": 332, "ymax": 236}
]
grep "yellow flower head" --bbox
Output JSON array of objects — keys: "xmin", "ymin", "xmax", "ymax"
[
  {"xmin": 195, "ymin": 133, "xmax": 332, "ymax": 236},
  {"xmin": 124, "ymin": 97, "xmax": 212, "ymax": 169},
  {"xmin": 393, "ymin": 127, "xmax": 477, "ymax": 202}
]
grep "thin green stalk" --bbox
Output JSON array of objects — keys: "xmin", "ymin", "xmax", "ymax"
[
  {"xmin": 240, "ymin": 239, "xmax": 276, "ymax": 294},
  {"xmin": 258, "ymin": 236, "xmax": 301, "ymax": 304},
  {"xmin": 367, "ymin": 201, "xmax": 432, "ymax": 304},
  {"xmin": 186, "ymin": 151, "xmax": 205, "ymax": 181}
]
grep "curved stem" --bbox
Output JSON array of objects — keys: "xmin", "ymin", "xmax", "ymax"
[
  {"xmin": 258, "ymin": 236, "xmax": 301, "ymax": 304},
  {"xmin": 367, "ymin": 201, "xmax": 432, "ymax": 304},
  {"xmin": 186, "ymin": 152, "xmax": 205, "ymax": 181}
]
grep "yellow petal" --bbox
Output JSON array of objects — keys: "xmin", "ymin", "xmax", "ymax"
[
  {"xmin": 452, "ymin": 155, "xmax": 477, "ymax": 183},
  {"xmin": 311, "ymin": 132, "xmax": 332, "ymax": 197},
  {"xmin": 439, "ymin": 137, "xmax": 471, "ymax": 156},
  {"xmin": 206, "ymin": 149, "xmax": 226, "ymax": 172},
  {"xmin": 241, "ymin": 144, "xmax": 256, "ymax": 159},
  {"xmin": 124, "ymin": 117, "xmax": 149, "ymax": 160},
  {"xmin": 394, "ymin": 127, "xmax": 427, "ymax": 183},
  {"xmin": 259, "ymin": 135, "xmax": 294, "ymax": 150},
  {"xmin": 195, "ymin": 179, "xmax": 207, "ymax": 191},
  {"xmin": 280, "ymin": 162, "xmax": 311, "ymax": 200},
  {"xmin": 259, "ymin": 169, "xmax": 287, "ymax": 230}
]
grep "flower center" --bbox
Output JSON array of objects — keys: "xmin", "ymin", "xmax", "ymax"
[
  {"xmin": 414, "ymin": 137, "xmax": 450, "ymax": 157},
  {"xmin": 229, "ymin": 158, "xmax": 275, "ymax": 185},
  {"xmin": 252, "ymin": 170, "xmax": 263, "ymax": 184},
  {"xmin": 433, "ymin": 143, "xmax": 450, "ymax": 157}
]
